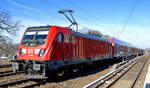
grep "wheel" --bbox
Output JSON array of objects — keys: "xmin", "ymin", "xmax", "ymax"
[
  {"xmin": 72, "ymin": 65, "xmax": 78, "ymax": 73},
  {"xmin": 57, "ymin": 68, "xmax": 65, "ymax": 77},
  {"xmin": 73, "ymin": 68, "xmax": 78, "ymax": 73}
]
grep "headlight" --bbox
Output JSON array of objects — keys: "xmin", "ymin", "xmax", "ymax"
[
  {"xmin": 19, "ymin": 48, "xmax": 26, "ymax": 56},
  {"xmin": 38, "ymin": 49, "xmax": 45, "ymax": 57},
  {"xmin": 35, "ymin": 49, "xmax": 40, "ymax": 54},
  {"xmin": 12, "ymin": 63, "xmax": 18, "ymax": 70},
  {"xmin": 33, "ymin": 64, "xmax": 41, "ymax": 71}
]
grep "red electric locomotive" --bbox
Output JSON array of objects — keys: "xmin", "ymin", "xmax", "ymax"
[
  {"xmin": 13, "ymin": 25, "xmax": 115, "ymax": 78},
  {"xmin": 12, "ymin": 25, "xmax": 143, "ymax": 78}
]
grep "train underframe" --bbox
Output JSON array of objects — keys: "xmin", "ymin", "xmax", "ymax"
[
  {"xmin": 12, "ymin": 60, "xmax": 51, "ymax": 78},
  {"xmin": 12, "ymin": 54, "xmax": 143, "ymax": 79}
]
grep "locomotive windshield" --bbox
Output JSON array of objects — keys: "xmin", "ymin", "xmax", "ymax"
[{"xmin": 21, "ymin": 27, "xmax": 50, "ymax": 46}]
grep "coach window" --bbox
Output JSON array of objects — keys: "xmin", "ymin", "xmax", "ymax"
[{"xmin": 57, "ymin": 33, "xmax": 64, "ymax": 43}]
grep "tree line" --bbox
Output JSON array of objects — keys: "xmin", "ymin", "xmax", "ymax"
[{"xmin": 0, "ymin": 11, "xmax": 20, "ymax": 58}]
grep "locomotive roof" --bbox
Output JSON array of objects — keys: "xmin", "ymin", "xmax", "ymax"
[
  {"xmin": 112, "ymin": 38, "xmax": 137, "ymax": 48},
  {"xmin": 71, "ymin": 30, "xmax": 137, "ymax": 48},
  {"xmin": 71, "ymin": 31, "xmax": 110, "ymax": 43},
  {"xmin": 27, "ymin": 26, "xmax": 51, "ymax": 30}
]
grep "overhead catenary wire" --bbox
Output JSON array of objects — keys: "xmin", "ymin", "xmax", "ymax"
[
  {"xmin": 40, "ymin": 0, "xmax": 69, "ymax": 21},
  {"xmin": 41, "ymin": 0, "xmax": 60, "ymax": 10},
  {"xmin": 66, "ymin": 0, "xmax": 141, "ymax": 41},
  {"xmin": 11, "ymin": 10, "xmax": 58, "ymax": 26},
  {"xmin": 76, "ymin": 15, "xmax": 117, "ymax": 37},
  {"xmin": 6, "ymin": 0, "xmax": 65, "ymax": 23},
  {"xmin": 1, "ymin": 8, "xmax": 49, "ymax": 24},
  {"xmin": 5, "ymin": 0, "xmax": 138, "ymax": 39},
  {"xmin": 41, "ymin": 0, "xmax": 79, "ymax": 29},
  {"xmin": 1, "ymin": 6, "xmax": 59, "ymax": 27},
  {"xmin": 116, "ymin": 0, "xmax": 141, "ymax": 38},
  {"xmin": 66, "ymin": 0, "xmax": 119, "ymax": 30},
  {"xmin": 11, "ymin": 13, "xmax": 55, "ymax": 27},
  {"xmin": 41, "ymin": 0, "xmax": 118, "ymax": 37},
  {"xmin": 42, "ymin": 0, "xmax": 116, "ymax": 34},
  {"xmin": 65, "ymin": 0, "xmax": 117, "ymax": 36}
]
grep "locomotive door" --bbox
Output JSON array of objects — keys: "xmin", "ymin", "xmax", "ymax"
[
  {"xmin": 57, "ymin": 33, "xmax": 64, "ymax": 60},
  {"xmin": 53, "ymin": 33, "xmax": 64, "ymax": 60}
]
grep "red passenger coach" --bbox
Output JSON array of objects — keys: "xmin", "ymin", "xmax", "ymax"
[{"xmin": 108, "ymin": 38, "xmax": 143, "ymax": 59}]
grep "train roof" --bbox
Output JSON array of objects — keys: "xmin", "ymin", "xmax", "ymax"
[
  {"xmin": 71, "ymin": 30, "xmax": 110, "ymax": 43},
  {"xmin": 112, "ymin": 38, "xmax": 137, "ymax": 48},
  {"xmin": 25, "ymin": 26, "xmax": 139, "ymax": 48},
  {"xmin": 27, "ymin": 26, "xmax": 51, "ymax": 30}
]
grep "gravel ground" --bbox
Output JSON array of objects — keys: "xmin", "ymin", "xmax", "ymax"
[
  {"xmin": 8, "ymin": 81, "xmax": 37, "ymax": 88},
  {"xmin": 0, "ymin": 61, "xmax": 12, "ymax": 65},
  {"xmin": 0, "ymin": 67, "xmax": 13, "ymax": 73},
  {"xmin": 109, "ymin": 55, "xmax": 150, "ymax": 88},
  {"xmin": 36, "ymin": 64, "xmax": 112, "ymax": 88},
  {"xmin": 133, "ymin": 55, "xmax": 150, "ymax": 88},
  {"xmin": 0, "ymin": 74, "xmax": 26, "ymax": 83},
  {"xmin": 0, "ymin": 61, "xmax": 13, "ymax": 74},
  {"xmin": 36, "ymin": 55, "xmax": 149, "ymax": 88},
  {"xmin": 1, "ymin": 55, "xmax": 148, "ymax": 88}
]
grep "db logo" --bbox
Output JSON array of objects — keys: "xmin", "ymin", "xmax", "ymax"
[{"xmin": 28, "ymin": 49, "xmax": 33, "ymax": 53}]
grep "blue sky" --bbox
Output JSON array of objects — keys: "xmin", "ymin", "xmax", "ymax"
[{"xmin": 0, "ymin": 0, "xmax": 150, "ymax": 48}]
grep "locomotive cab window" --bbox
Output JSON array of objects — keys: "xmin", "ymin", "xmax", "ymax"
[
  {"xmin": 21, "ymin": 26, "xmax": 50, "ymax": 46},
  {"xmin": 56, "ymin": 33, "xmax": 64, "ymax": 43}
]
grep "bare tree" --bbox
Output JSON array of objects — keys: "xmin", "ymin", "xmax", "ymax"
[
  {"xmin": 101, "ymin": 34, "xmax": 111, "ymax": 39},
  {"xmin": 0, "ymin": 11, "xmax": 21, "ymax": 58},
  {"xmin": 87, "ymin": 30, "xmax": 103, "ymax": 37},
  {"xmin": 85, "ymin": 29, "xmax": 111, "ymax": 39},
  {"xmin": 0, "ymin": 11, "xmax": 20, "ymax": 40}
]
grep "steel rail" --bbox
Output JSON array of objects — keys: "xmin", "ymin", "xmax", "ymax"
[
  {"xmin": 105, "ymin": 56, "xmax": 146, "ymax": 88},
  {"xmin": 21, "ymin": 80, "xmax": 47, "ymax": 88},
  {"xmin": 130, "ymin": 57, "xmax": 148, "ymax": 88},
  {"xmin": 0, "ymin": 64, "xmax": 12, "ymax": 68},
  {"xmin": 0, "ymin": 71, "xmax": 24, "ymax": 77},
  {"xmin": 0, "ymin": 70, "xmax": 13, "ymax": 74},
  {"xmin": 0, "ymin": 72, "xmax": 16, "ymax": 77},
  {"xmin": 0, "ymin": 78, "xmax": 31, "ymax": 87},
  {"xmin": 0, "ymin": 75, "xmax": 47, "ymax": 87},
  {"xmin": 83, "ymin": 56, "xmax": 142, "ymax": 88}
]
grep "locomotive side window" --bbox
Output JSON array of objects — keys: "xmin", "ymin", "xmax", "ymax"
[
  {"xmin": 64, "ymin": 34, "xmax": 70, "ymax": 43},
  {"xmin": 57, "ymin": 33, "xmax": 64, "ymax": 43}
]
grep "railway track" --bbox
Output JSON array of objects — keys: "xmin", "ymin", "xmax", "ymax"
[
  {"xmin": 0, "ymin": 64, "xmax": 12, "ymax": 68},
  {"xmin": 83, "ymin": 55, "xmax": 148, "ymax": 88},
  {"xmin": 0, "ymin": 62, "xmax": 13, "ymax": 74},
  {"xmin": 0, "ymin": 74, "xmax": 25, "ymax": 83},
  {"xmin": 0, "ymin": 61, "xmax": 12, "ymax": 65},
  {"xmin": 0, "ymin": 70, "xmax": 13, "ymax": 74},
  {"xmin": 110, "ymin": 56, "xmax": 148, "ymax": 88},
  {"xmin": 0, "ymin": 56, "xmax": 146, "ymax": 88},
  {"xmin": 0, "ymin": 71, "xmax": 24, "ymax": 77},
  {"xmin": 0, "ymin": 73, "xmax": 46, "ymax": 88},
  {"xmin": 0, "ymin": 67, "xmax": 14, "ymax": 74},
  {"xmin": 0, "ymin": 78, "xmax": 46, "ymax": 88}
]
